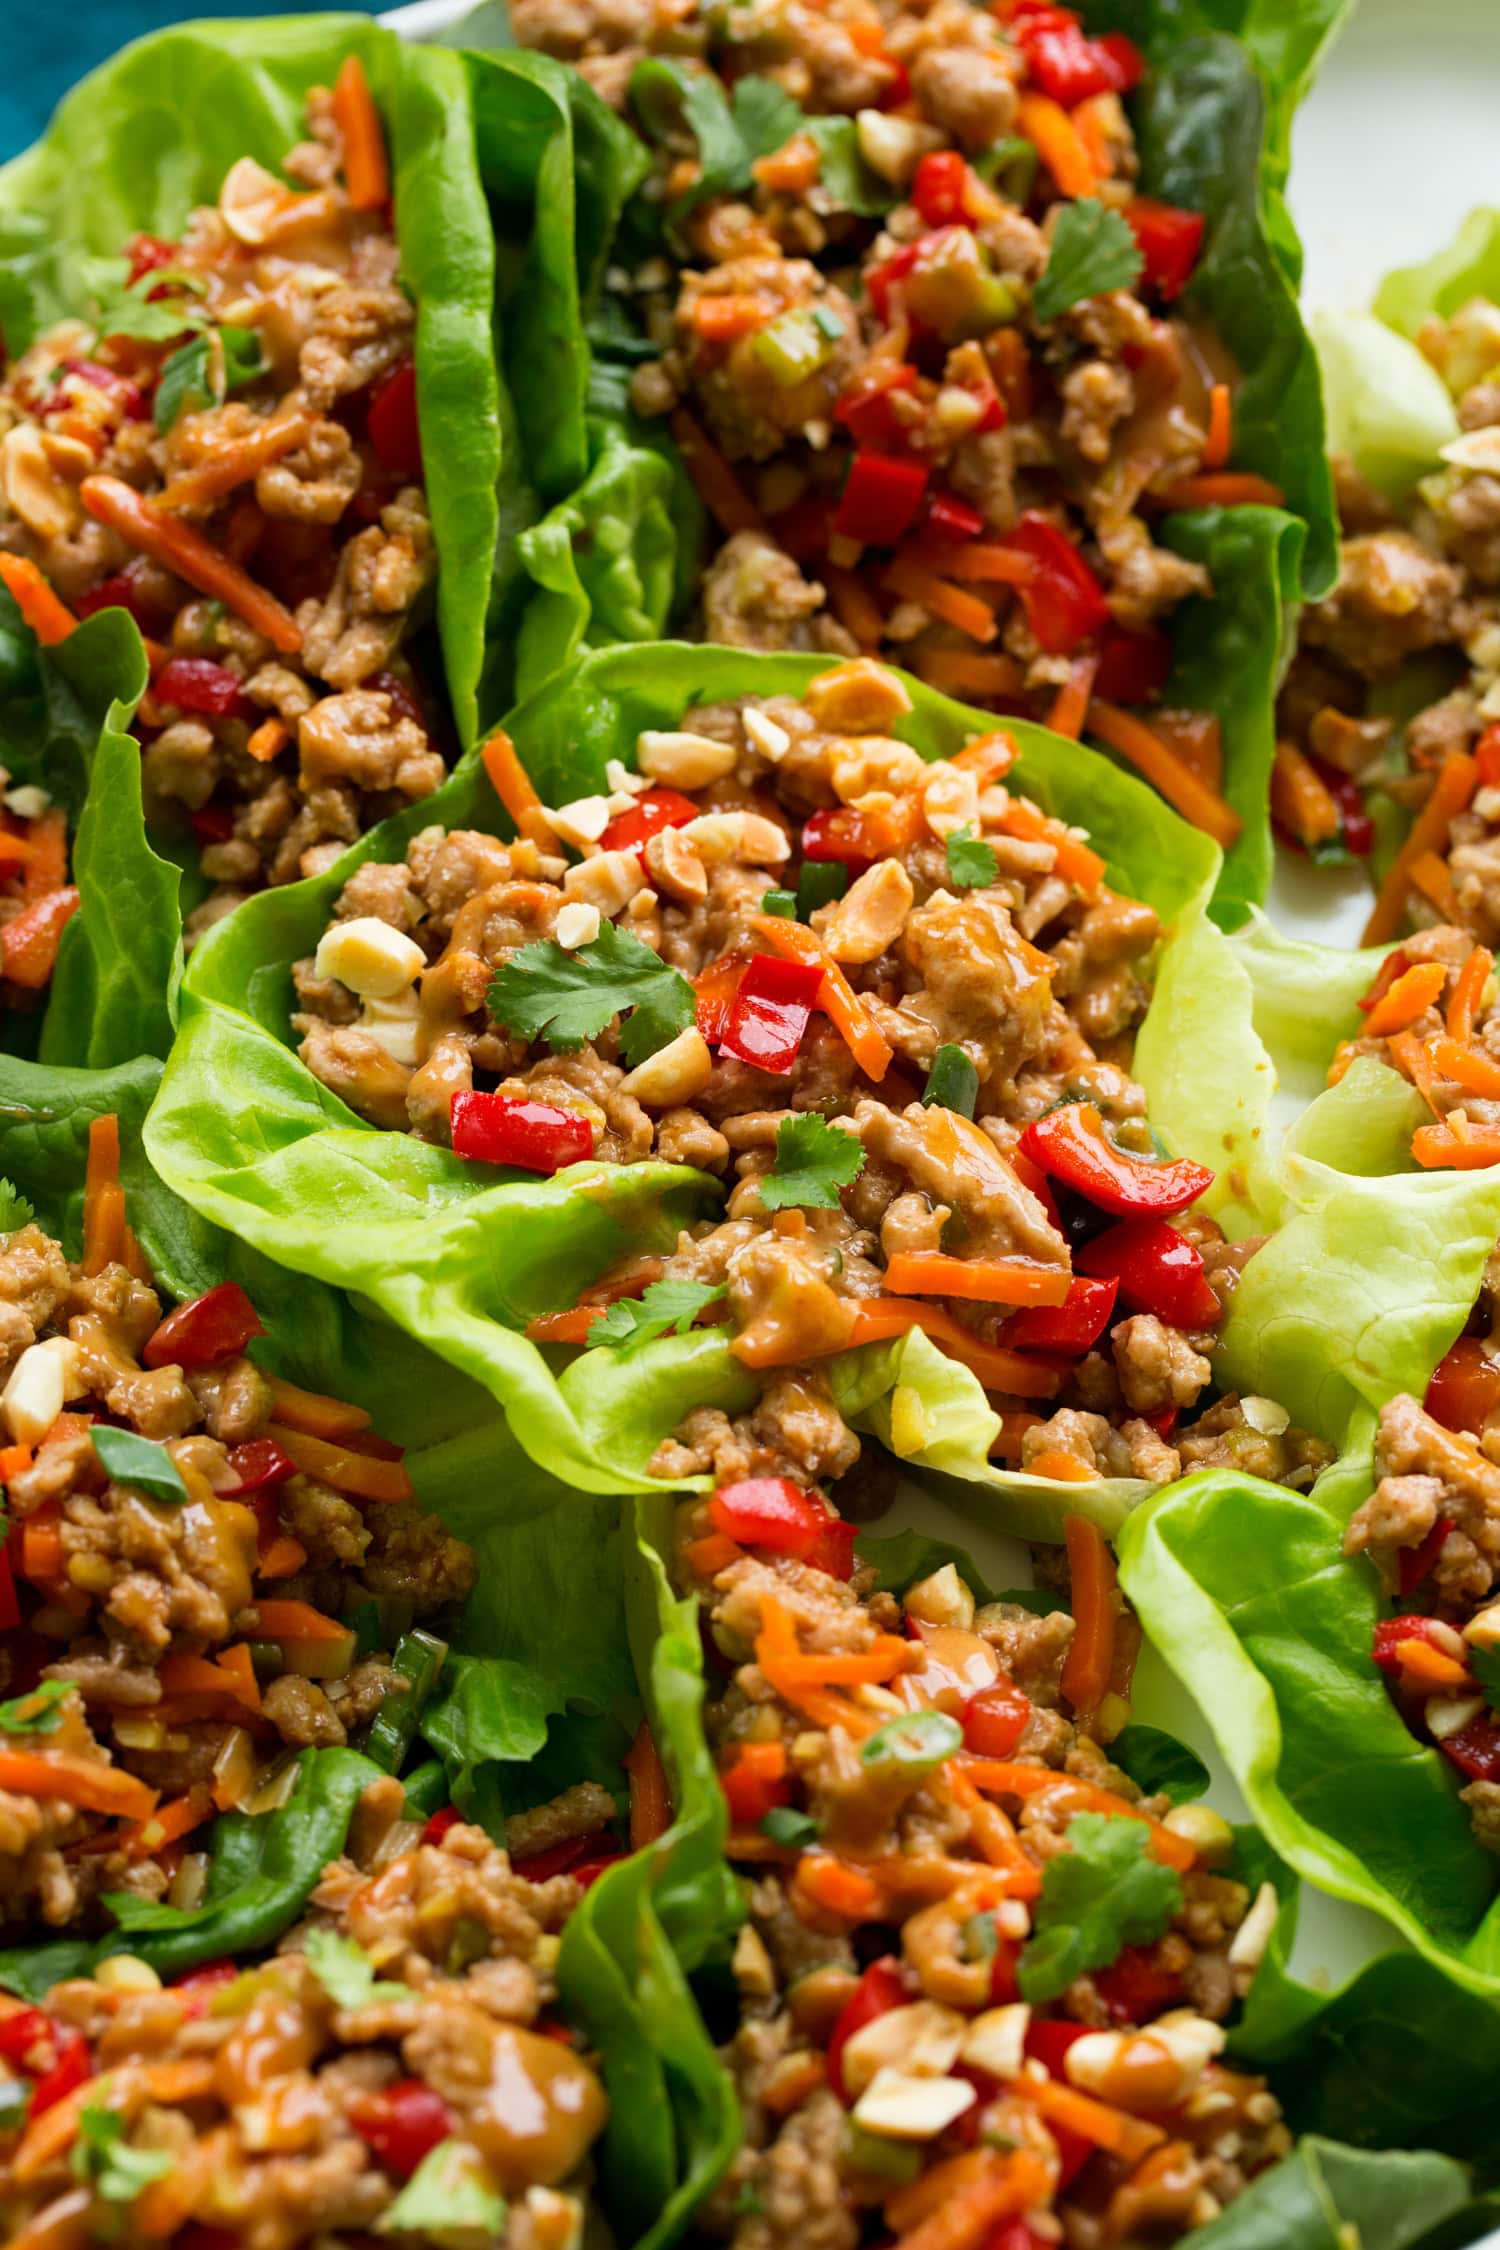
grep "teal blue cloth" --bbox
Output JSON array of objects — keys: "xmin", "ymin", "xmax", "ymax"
[{"xmin": 3, "ymin": 4, "xmax": 405, "ymax": 161}]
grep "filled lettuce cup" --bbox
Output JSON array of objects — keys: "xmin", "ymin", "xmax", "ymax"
[
  {"xmin": 505, "ymin": 0, "xmax": 1342, "ymax": 913},
  {"xmin": 145, "ymin": 644, "xmax": 1339, "ymax": 1535}
]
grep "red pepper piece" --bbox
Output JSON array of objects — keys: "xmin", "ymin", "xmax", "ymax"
[
  {"xmin": 925, "ymin": 491, "xmax": 986, "ymax": 542},
  {"xmin": 143, "ymin": 1281, "xmax": 265, "ymax": 1370},
  {"xmin": 367, "ymin": 360, "xmax": 423, "ymax": 480},
  {"xmin": 720, "ymin": 1754, "xmax": 792, "ymax": 1829},
  {"xmin": 598, "ymin": 786, "xmax": 699, "ymax": 868},
  {"xmin": 1440, "ymin": 1712, "xmax": 1500, "ymax": 1783},
  {"xmin": 1001, "ymin": 1274, "xmax": 1118, "ymax": 1356},
  {"xmin": 1425, "ymin": 1335, "xmax": 1500, "ymax": 1436},
  {"xmin": 983, "ymin": 2223, "xmax": 1053, "ymax": 2250},
  {"xmin": 0, "ymin": 2008, "xmax": 53, "ymax": 2069},
  {"xmin": 57, "ymin": 360, "xmax": 149, "ymax": 423},
  {"xmin": 1018, "ymin": 1104, "xmax": 1214, "ymax": 1217},
  {"xmin": 226, "ymin": 1437, "xmax": 299, "ymax": 1496},
  {"xmin": 913, "ymin": 150, "xmax": 973, "ymax": 229},
  {"xmin": 1371, "ymin": 1615, "xmax": 1462, "ymax": 1672},
  {"xmin": 1125, "ymin": 199, "xmax": 1207, "ymax": 301},
  {"xmin": 1002, "ymin": 512, "xmax": 1111, "ymax": 655},
  {"xmin": 0, "ymin": 1550, "xmax": 18, "ymax": 1634},
  {"xmin": 834, "ymin": 365, "xmax": 918, "ymax": 453},
  {"xmin": 1478, "ymin": 723, "xmax": 1500, "ymax": 791},
  {"xmin": 450, "ymin": 1093, "xmax": 595, "ymax": 1174},
  {"xmin": 29, "ymin": 2027, "xmax": 90, "ymax": 2115},
  {"xmin": 422, "ymin": 1805, "xmax": 462, "ymax": 1845},
  {"xmin": 171, "ymin": 1958, "xmax": 241, "ymax": 2020},
  {"xmin": 827, "ymin": 1958, "xmax": 907, "ymax": 2102},
  {"xmin": 512, "ymin": 1830, "xmax": 618, "ymax": 1883},
  {"xmin": 1093, "ymin": 627, "xmax": 1173, "ymax": 705},
  {"xmin": 348, "ymin": 2078, "xmax": 458, "ymax": 2179},
  {"xmin": 153, "ymin": 657, "xmax": 252, "ymax": 720},
  {"xmin": 1076, "ymin": 1217, "xmax": 1221, "ymax": 1330},
  {"xmin": 191, "ymin": 803, "xmax": 236, "ymax": 847},
  {"xmin": 718, "ymin": 953, "xmax": 824, "ymax": 1074},
  {"xmin": 694, "ymin": 949, "xmax": 752, "ymax": 1046},
  {"xmin": 807, "ymin": 1516, "xmax": 858, "ymax": 1581},
  {"xmin": 864, "ymin": 243, "xmax": 920, "ymax": 326},
  {"xmin": 770, "ymin": 494, "xmax": 836, "ymax": 563},
  {"xmin": 962, "ymin": 1677, "xmax": 1032, "ymax": 1758},
  {"xmin": 833, "ymin": 453, "xmax": 930, "ymax": 546},
  {"xmin": 127, "ymin": 234, "xmax": 178, "ymax": 283},
  {"xmin": 75, "ymin": 561, "xmax": 166, "ymax": 631},
  {"xmin": 1092, "ymin": 1944, "xmax": 1185, "ymax": 2024},
  {"xmin": 1396, "ymin": 1518, "xmax": 1452, "ymax": 1597},
  {"xmin": 1014, "ymin": 6, "xmax": 1142, "ymax": 105},
  {"xmin": 988, "ymin": 1939, "xmax": 1020, "ymax": 2006},
  {"xmin": 709, "ymin": 1477, "xmax": 839, "ymax": 1562}
]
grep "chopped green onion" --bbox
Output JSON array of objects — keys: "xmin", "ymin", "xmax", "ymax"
[
  {"xmin": 923, "ymin": 1043, "xmax": 979, "ymax": 1118},
  {"xmin": 402, "ymin": 1758, "xmax": 448, "ymax": 1820},
  {"xmin": 363, "ymin": 1630, "xmax": 449, "ymax": 1775},
  {"xmin": 761, "ymin": 1805, "xmax": 820, "ymax": 1847},
  {"xmin": 973, "ymin": 136, "xmax": 1040, "ymax": 202},
  {"xmin": 796, "ymin": 860, "xmax": 848, "ymax": 918},
  {"xmin": 845, "ymin": 2125, "xmax": 923, "ymax": 2182},
  {"xmin": 761, "ymin": 888, "xmax": 798, "ymax": 918},
  {"xmin": 750, "ymin": 309, "xmax": 838, "ymax": 388},
  {"xmin": 811, "ymin": 303, "xmax": 846, "ymax": 342},
  {"xmin": 860, "ymin": 1708, "xmax": 963, "ymax": 1775}
]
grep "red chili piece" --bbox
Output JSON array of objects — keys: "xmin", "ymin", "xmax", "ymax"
[
  {"xmin": 171, "ymin": 1959, "xmax": 241, "ymax": 2020},
  {"xmin": 1001, "ymin": 1274, "xmax": 1118, "ymax": 1356},
  {"xmin": 912, "ymin": 150, "xmax": 972, "ymax": 229},
  {"xmin": 709, "ymin": 1478, "xmax": 843, "ymax": 1567},
  {"xmin": 1092, "ymin": 1944, "xmax": 1185, "ymax": 2024},
  {"xmin": 827, "ymin": 1958, "xmax": 907, "ymax": 2102},
  {"xmin": 1093, "ymin": 627, "xmax": 1173, "ymax": 705},
  {"xmin": 1013, "ymin": 5, "xmax": 1143, "ymax": 105},
  {"xmin": 1020, "ymin": 2019, "xmax": 1092, "ymax": 2184},
  {"xmin": 421, "ymin": 1805, "xmax": 462, "ymax": 1845},
  {"xmin": 961, "ymin": 1677, "xmax": 1032, "ymax": 1758},
  {"xmin": 126, "ymin": 234, "xmax": 178, "ymax": 283},
  {"xmin": 348, "ymin": 2079, "xmax": 458, "ymax": 2178},
  {"xmin": 75, "ymin": 562, "xmax": 166, "ymax": 631},
  {"xmin": 29, "ymin": 2027, "xmax": 91, "ymax": 2115},
  {"xmin": 834, "ymin": 366, "xmax": 918, "ymax": 452},
  {"xmin": 512, "ymin": 1830, "xmax": 618, "ymax": 1883},
  {"xmin": 833, "ymin": 453, "xmax": 930, "ymax": 546},
  {"xmin": 1018, "ymin": 1104, "xmax": 1214, "ymax": 1217},
  {"xmin": 1371, "ymin": 1615, "xmax": 1461, "ymax": 1673},
  {"xmin": 57, "ymin": 360, "xmax": 149, "ymax": 422},
  {"xmin": 144, "ymin": 1281, "xmax": 265, "ymax": 1371},
  {"xmin": 153, "ymin": 658, "xmax": 253, "ymax": 720},
  {"xmin": 190, "ymin": 803, "xmax": 236, "ymax": 847},
  {"xmin": 1438, "ymin": 1712, "xmax": 1500, "ymax": 1784},
  {"xmin": 1001, "ymin": 512, "xmax": 1111, "ymax": 655},
  {"xmin": 925, "ymin": 491, "xmax": 987, "ymax": 542},
  {"xmin": 449, "ymin": 1093, "xmax": 594, "ymax": 1174},
  {"xmin": 1125, "ymin": 199, "xmax": 1207, "ymax": 301},
  {"xmin": 1424, "ymin": 1335, "xmax": 1500, "ymax": 1436},
  {"xmin": 598, "ymin": 786, "xmax": 699, "ymax": 867},
  {"xmin": 367, "ymin": 360, "xmax": 423, "ymax": 480},
  {"xmin": 800, "ymin": 805, "xmax": 879, "ymax": 873},
  {"xmin": 1398, "ymin": 1517, "xmax": 1453, "ymax": 1596},
  {"xmin": 1076, "ymin": 1217, "xmax": 1221, "ymax": 1329},
  {"xmin": 982, "ymin": 2223, "xmax": 1055, "ymax": 2250},
  {"xmin": 693, "ymin": 949, "xmax": 752, "ymax": 1046},
  {"xmin": 720, "ymin": 1755, "xmax": 792, "ymax": 1828},
  {"xmin": 226, "ymin": 1437, "xmax": 299, "ymax": 1496},
  {"xmin": 718, "ymin": 954, "xmax": 824, "ymax": 1075}
]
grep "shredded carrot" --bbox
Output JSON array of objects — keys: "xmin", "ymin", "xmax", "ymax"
[
  {"xmin": 770, "ymin": 1643, "xmax": 914, "ymax": 1689},
  {"xmin": 22, "ymin": 807, "xmax": 67, "ymax": 902},
  {"xmin": 1017, "ymin": 91, "xmax": 1097, "ymax": 197},
  {"xmin": 750, "ymin": 912, "xmax": 893, "ymax": 1081},
  {"xmin": 995, "ymin": 799, "xmax": 1104, "ymax": 893},
  {"xmin": 332, "ymin": 54, "xmax": 390, "ymax": 211},
  {"xmin": 1364, "ymin": 752, "xmax": 1479, "ymax": 945},
  {"xmin": 245, "ymin": 717, "xmax": 289, "ymax": 764},
  {"xmin": 157, "ymin": 1652, "xmax": 260, "ymax": 1712},
  {"xmin": 915, "ymin": 648, "xmax": 1024, "ymax": 701},
  {"xmin": 1158, "ymin": 471, "xmax": 1285, "ymax": 509},
  {"xmin": 215, "ymin": 1642, "xmax": 262, "ymax": 1714},
  {"xmin": 0, "ymin": 555, "xmax": 76, "ymax": 645},
  {"xmin": 791, "ymin": 1851, "xmax": 885, "ymax": 1923},
  {"xmin": 15, "ymin": 2058, "xmax": 218, "ymax": 2182},
  {"xmin": 889, "ymin": 2150, "xmax": 1052, "ymax": 2250},
  {"xmin": 684, "ymin": 1530, "xmax": 742, "ymax": 1577},
  {"xmin": 884, "ymin": 555, "xmax": 998, "ymax": 643},
  {"xmin": 1432, "ymin": 1038, "xmax": 1500, "ymax": 1100},
  {"xmin": 1363, "ymin": 960, "xmax": 1447, "ymax": 1038},
  {"xmin": 259, "ymin": 1534, "xmax": 309, "ymax": 1580},
  {"xmin": 525, "ymin": 1306, "xmax": 604, "ymax": 1345},
  {"xmin": 1048, "ymin": 652, "xmax": 1098, "ymax": 741},
  {"xmin": 886, "ymin": 2150, "xmax": 1000, "ymax": 2235},
  {"xmin": 692, "ymin": 293, "xmax": 770, "ymax": 343},
  {"xmin": 881, "ymin": 1252, "xmax": 1071, "ymax": 1307},
  {"xmin": 1448, "ymin": 947, "xmax": 1493, "ymax": 1040},
  {"xmin": 990, "ymin": 1410, "xmax": 1042, "ymax": 1460},
  {"xmin": 943, "ymin": 543, "xmax": 1035, "ymax": 588},
  {"xmin": 756, "ymin": 1598, "xmax": 881, "ymax": 1736},
  {"xmin": 844, "ymin": 1296, "xmax": 1064, "ymax": 1399},
  {"xmin": 1388, "ymin": 1031, "xmax": 1442, "ymax": 1113},
  {"xmin": 264, "ymin": 1375, "xmax": 370, "ymax": 1441},
  {"xmin": 80, "ymin": 475, "xmax": 302, "ymax": 653},
  {"xmin": 1071, "ymin": 91, "xmax": 1117, "ymax": 181},
  {"xmin": 1413, "ymin": 1119, "xmax": 1500, "ymax": 1169},
  {"xmin": 481, "ymin": 728, "xmax": 555, "ymax": 850},
  {"xmin": 18, "ymin": 1517, "xmax": 64, "ymax": 1585},
  {"xmin": 1025, "ymin": 2074, "xmax": 1167, "ymax": 2163},
  {"xmin": 0, "ymin": 1443, "xmax": 33, "ymax": 1483},
  {"xmin": 1059, "ymin": 1514, "xmax": 1118, "ymax": 1716},
  {"xmin": 0, "ymin": 1749, "xmax": 156, "ymax": 1822},
  {"xmin": 156, "ymin": 407, "xmax": 314, "ymax": 510},
  {"xmin": 83, "ymin": 1113, "xmax": 125, "ymax": 1277},
  {"xmin": 762, "ymin": 2051, "xmax": 826, "ymax": 2116},
  {"xmin": 1028, "ymin": 1448, "xmax": 1099, "ymax": 1483},
  {"xmin": 626, "ymin": 1720, "xmax": 672, "ymax": 1849},
  {"xmin": 0, "ymin": 832, "xmax": 34, "ymax": 876},
  {"xmin": 1087, "ymin": 699, "xmax": 1241, "ymax": 848},
  {"xmin": 249, "ymin": 1597, "xmax": 352, "ymax": 1643},
  {"xmin": 1392, "ymin": 1637, "xmax": 1473, "ymax": 1690},
  {"xmin": 823, "ymin": 564, "xmax": 885, "ymax": 652},
  {"xmin": 670, "ymin": 407, "xmax": 764, "ymax": 537},
  {"xmin": 954, "ymin": 730, "xmax": 1018, "ymax": 784},
  {"xmin": 1, "ymin": 886, "xmax": 79, "ymax": 988},
  {"xmin": 262, "ymin": 1426, "xmax": 412, "ymax": 1503},
  {"xmin": 945, "ymin": 1767, "xmax": 1043, "ymax": 1896},
  {"xmin": 1152, "ymin": 710, "xmax": 1222, "ymax": 791},
  {"xmin": 751, "ymin": 129, "xmax": 821, "ymax": 196},
  {"xmin": 1410, "ymin": 849, "xmax": 1460, "ymax": 922},
  {"xmin": 1201, "ymin": 383, "xmax": 1232, "ymax": 471},
  {"xmin": 1270, "ymin": 740, "xmax": 1341, "ymax": 848},
  {"xmin": 122, "ymin": 1783, "xmax": 214, "ymax": 1862},
  {"xmin": 960, "ymin": 1758, "xmax": 1196, "ymax": 1868}
]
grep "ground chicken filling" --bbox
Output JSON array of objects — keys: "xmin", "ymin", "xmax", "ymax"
[
  {"xmin": 0, "ymin": 1817, "xmax": 610, "ymax": 2250},
  {"xmin": 675, "ymin": 1518, "xmax": 1288, "ymax": 2250},
  {"xmin": 1278, "ymin": 296, "xmax": 1500, "ymax": 937},
  {"xmin": 0, "ymin": 63, "xmax": 445, "ymax": 946},
  {"xmin": 514, "ymin": 0, "xmax": 1258, "ymax": 848},
  {"xmin": 0, "ymin": 1115, "xmax": 479, "ymax": 1932},
  {"xmin": 295, "ymin": 661, "xmax": 1327, "ymax": 1495}
]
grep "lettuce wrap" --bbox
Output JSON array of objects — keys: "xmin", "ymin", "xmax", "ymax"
[{"xmin": 143, "ymin": 640, "xmax": 1314, "ymax": 1540}]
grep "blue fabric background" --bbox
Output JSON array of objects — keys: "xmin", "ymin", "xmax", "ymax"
[{"xmin": 3, "ymin": 3, "xmax": 405, "ymax": 161}]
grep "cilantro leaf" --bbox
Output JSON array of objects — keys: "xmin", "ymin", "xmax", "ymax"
[
  {"xmin": 761, "ymin": 1805, "xmax": 819, "ymax": 1847},
  {"xmin": 945, "ymin": 824, "xmax": 1000, "ymax": 890},
  {"xmin": 0, "ymin": 1179, "xmax": 35, "ymax": 1233},
  {"xmin": 75, "ymin": 253, "xmax": 205, "ymax": 344},
  {"xmin": 71, "ymin": 2104, "xmax": 174, "ymax": 2204},
  {"xmin": 0, "ymin": 1681, "xmax": 72, "ymax": 1736},
  {"xmin": 377, "ymin": 2141, "xmax": 508, "ymax": 2237},
  {"xmin": 1110, "ymin": 1724, "xmax": 1211, "ymax": 1806},
  {"xmin": 154, "ymin": 324, "xmax": 266, "ymax": 431},
  {"xmin": 488, "ymin": 921, "xmax": 696, "ymax": 1067},
  {"xmin": 1471, "ymin": 1642, "xmax": 1500, "ymax": 1717},
  {"xmin": 1018, "ymin": 1812, "xmax": 1182, "ymax": 2004},
  {"xmin": 303, "ymin": 1928, "xmax": 409, "ymax": 2010},
  {"xmin": 589, "ymin": 1278, "xmax": 725, "ymax": 1355},
  {"xmin": 1031, "ymin": 199, "xmax": 1145, "ymax": 325},
  {"xmin": 91, "ymin": 1427, "xmax": 188, "ymax": 1507},
  {"xmin": 758, "ymin": 1113, "xmax": 866, "ymax": 1212},
  {"xmin": 806, "ymin": 117, "xmax": 897, "ymax": 217},
  {"xmin": 731, "ymin": 75, "xmax": 806, "ymax": 165}
]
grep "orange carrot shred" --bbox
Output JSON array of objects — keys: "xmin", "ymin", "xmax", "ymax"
[
  {"xmin": 670, "ymin": 407, "xmax": 764, "ymax": 537},
  {"xmin": 79, "ymin": 475, "xmax": 302, "ymax": 653},
  {"xmin": 1363, "ymin": 960, "xmax": 1446, "ymax": 1037},
  {"xmin": 1087, "ymin": 699, "xmax": 1241, "ymax": 848},
  {"xmin": 1157, "ymin": 471, "xmax": 1285, "ymax": 509},
  {"xmin": 626, "ymin": 1720, "xmax": 672, "ymax": 1848},
  {"xmin": 0, "ymin": 555, "xmax": 76, "ymax": 645},
  {"xmin": 1365, "ymin": 752, "xmax": 1478, "ymax": 945},
  {"xmin": 1017, "ymin": 92, "xmax": 1097, "ymax": 197},
  {"xmin": 481, "ymin": 728, "xmax": 555, "ymax": 849},
  {"xmin": 1447, "ymin": 947, "xmax": 1493, "ymax": 1040},
  {"xmin": 1202, "ymin": 383, "xmax": 1232, "ymax": 471},
  {"xmin": 332, "ymin": 54, "xmax": 390, "ymax": 212},
  {"xmin": 1059, "ymin": 1513, "xmax": 1118, "ymax": 1713}
]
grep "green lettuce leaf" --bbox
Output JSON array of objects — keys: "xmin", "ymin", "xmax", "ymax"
[
  {"xmin": 1375, "ymin": 206, "xmax": 1500, "ymax": 342},
  {"xmin": 1185, "ymin": 2139, "xmax": 1479, "ymax": 2250},
  {"xmin": 1311, "ymin": 309, "xmax": 1460, "ymax": 501}
]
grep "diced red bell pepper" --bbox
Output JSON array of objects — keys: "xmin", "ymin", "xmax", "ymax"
[
  {"xmin": 75, "ymin": 562, "xmax": 165, "ymax": 631},
  {"xmin": 694, "ymin": 949, "xmax": 752, "ymax": 1046},
  {"xmin": 450, "ymin": 1093, "xmax": 594, "ymax": 1174},
  {"xmin": 367, "ymin": 360, "xmax": 423, "ymax": 481},
  {"xmin": 1002, "ymin": 512, "xmax": 1111, "ymax": 656},
  {"xmin": 770, "ymin": 495, "xmax": 836, "ymax": 563},
  {"xmin": 29, "ymin": 2027, "xmax": 91, "ymax": 2115},
  {"xmin": 127, "ymin": 234, "xmax": 178, "ymax": 283},
  {"xmin": 962, "ymin": 1677, "xmax": 1032, "ymax": 1758},
  {"xmin": 808, "ymin": 1517, "xmax": 858, "ymax": 1581},
  {"xmin": 913, "ymin": 151, "xmax": 973, "ymax": 229},
  {"xmin": 422, "ymin": 1805, "xmax": 462, "ymax": 1845},
  {"xmin": 1093, "ymin": 1944, "xmax": 1184, "ymax": 2025},
  {"xmin": 827, "ymin": 1958, "xmax": 907, "ymax": 2102},
  {"xmin": 720, "ymin": 1749, "xmax": 793, "ymax": 1828},
  {"xmin": 833, "ymin": 453, "xmax": 930, "ymax": 547},
  {"xmin": 1001, "ymin": 1274, "xmax": 1118, "ymax": 1355},
  {"xmin": 834, "ymin": 365, "xmax": 917, "ymax": 453},
  {"xmin": 1093, "ymin": 627, "xmax": 1173, "ymax": 705},
  {"xmin": 1477, "ymin": 723, "xmax": 1500, "ymax": 791},
  {"xmin": 1, "ymin": 887, "xmax": 80, "ymax": 989},
  {"xmin": 926, "ymin": 491, "xmax": 986, "ymax": 542},
  {"xmin": 1020, "ymin": 2017, "xmax": 1093, "ymax": 2182},
  {"xmin": 1125, "ymin": 199, "xmax": 1207, "ymax": 302},
  {"xmin": 864, "ymin": 243, "xmax": 920, "ymax": 327},
  {"xmin": 1013, "ymin": 6, "xmax": 1143, "ymax": 106},
  {"xmin": 709, "ymin": 1478, "xmax": 841, "ymax": 1566},
  {"xmin": 153, "ymin": 657, "xmax": 252, "ymax": 721},
  {"xmin": 1142, "ymin": 1403, "xmax": 1179, "ymax": 1440},
  {"xmin": 348, "ymin": 2079, "xmax": 458, "ymax": 2178},
  {"xmin": 1398, "ymin": 1518, "xmax": 1453, "ymax": 1596},
  {"xmin": 226, "ymin": 1437, "xmax": 299, "ymax": 1496},
  {"xmin": 0, "ymin": 1551, "xmax": 18, "ymax": 1634},
  {"xmin": 1018, "ymin": 1104, "xmax": 1214, "ymax": 1217},
  {"xmin": 191, "ymin": 803, "xmax": 236, "ymax": 847},
  {"xmin": 177, "ymin": 2230, "xmax": 242, "ymax": 2250},
  {"xmin": 57, "ymin": 360, "xmax": 149, "ymax": 422},
  {"xmin": 983, "ymin": 2222, "xmax": 1053, "ymax": 2250},
  {"xmin": 1076, "ymin": 1217, "xmax": 1221, "ymax": 1330},
  {"xmin": 1440, "ymin": 1713, "xmax": 1500, "ymax": 1782},
  {"xmin": 0, "ymin": 2008, "xmax": 54, "ymax": 2069},
  {"xmin": 1371, "ymin": 1615, "xmax": 1462, "ymax": 1673},
  {"xmin": 718, "ymin": 953, "xmax": 824, "ymax": 1074},
  {"xmin": 512, "ymin": 1830, "xmax": 618, "ymax": 1883},
  {"xmin": 144, "ymin": 1281, "xmax": 265, "ymax": 1370},
  {"xmin": 1425, "ymin": 1335, "xmax": 1500, "ymax": 1437},
  {"xmin": 988, "ymin": 1939, "xmax": 1020, "ymax": 2006},
  {"xmin": 171, "ymin": 1959, "xmax": 241, "ymax": 2020},
  {"xmin": 598, "ymin": 786, "xmax": 699, "ymax": 868},
  {"xmin": 366, "ymin": 669, "xmax": 427, "ymax": 734}
]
